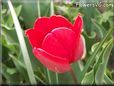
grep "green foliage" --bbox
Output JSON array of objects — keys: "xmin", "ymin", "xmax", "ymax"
[
  {"xmin": 82, "ymin": 70, "xmax": 94, "ymax": 84},
  {"xmin": 1, "ymin": 0, "xmax": 114, "ymax": 85},
  {"xmin": 95, "ymin": 39, "xmax": 113, "ymax": 84}
]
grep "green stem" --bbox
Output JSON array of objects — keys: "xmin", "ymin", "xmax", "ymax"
[
  {"xmin": 56, "ymin": 72, "xmax": 59, "ymax": 84},
  {"xmin": 47, "ymin": 69, "xmax": 51, "ymax": 84},
  {"xmin": 50, "ymin": 0, "xmax": 54, "ymax": 15},
  {"xmin": 37, "ymin": 0, "xmax": 41, "ymax": 17},
  {"xmin": 69, "ymin": 67, "xmax": 77, "ymax": 84}
]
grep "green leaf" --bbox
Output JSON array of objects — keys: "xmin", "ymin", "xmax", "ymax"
[
  {"xmin": 15, "ymin": 5, "xmax": 22, "ymax": 16},
  {"xmin": 6, "ymin": 5, "xmax": 22, "ymax": 29},
  {"xmin": 1, "ymin": 24, "xmax": 12, "ymax": 30},
  {"xmin": 1, "ymin": 64, "xmax": 20, "ymax": 84},
  {"xmin": 91, "ymin": 42, "xmax": 101, "ymax": 61},
  {"xmin": 90, "ymin": 39, "xmax": 114, "ymax": 84},
  {"xmin": 59, "ymin": 71, "xmax": 74, "ymax": 84},
  {"xmin": 72, "ymin": 61, "xmax": 84, "ymax": 82},
  {"xmin": 55, "ymin": 5, "xmax": 79, "ymax": 22},
  {"xmin": 2, "ymin": 9, "xmax": 7, "ymax": 14},
  {"xmin": 81, "ymin": 7, "xmax": 100, "ymax": 32},
  {"xmin": 7, "ymin": 0, "xmax": 36, "ymax": 84},
  {"xmin": 2, "ymin": 28, "xmax": 18, "ymax": 45},
  {"xmin": 18, "ymin": 0, "xmax": 50, "ymax": 28},
  {"xmin": 34, "ymin": 75, "xmax": 46, "ymax": 84},
  {"xmin": 56, "ymin": 6, "xmax": 69, "ymax": 15},
  {"xmin": 81, "ymin": 70, "xmax": 94, "ymax": 84},
  {"xmin": 6, "ymin": 68, "xmax": 17, "ymax": 75},
  {"xmin": 9, "ymin": 54, "xmax": 46, "ymax": 84},
  {"xmin": 80, "ymin": 27, "xmax": 114, "ymax": 81},
  {"xmin": 91, "ymin": 19, "xmax": 106, "ymax": 39},
  {"xmin": 82, "ymin": 31, "xmax": 96, "ymax": 57},
  {"xmin": 104, "ymin": 74, "xmax": 114, "ymax": 84},
  {"xmin": 95, "ymin": 39, "xmax": 113, "ymax": 84},
  {"xmin": 99, "ymin": 10, "xmax": 113, "ymax": 23},
  {"xmin": 9, "ymin": 53, "xmax": 29, "ymax": 82}
]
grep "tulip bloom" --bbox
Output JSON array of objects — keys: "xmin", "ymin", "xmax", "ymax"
[{"xmin": 25, "ymin": 14, "xmax": 86, "ymax": 73}]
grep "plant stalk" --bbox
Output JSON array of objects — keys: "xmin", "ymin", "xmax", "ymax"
[{"xmin": 69, "ymin": 67, "xmax": 77, "ymax": 84}]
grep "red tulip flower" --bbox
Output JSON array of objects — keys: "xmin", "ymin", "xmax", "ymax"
[{"xmin": 25, "ymin": 14, "xmax": 86, "ymax": 73}]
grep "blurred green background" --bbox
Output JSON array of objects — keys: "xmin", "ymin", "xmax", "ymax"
[{"xmin": 1, "ymin": 0, "xmax": 114, "ymax": 85}]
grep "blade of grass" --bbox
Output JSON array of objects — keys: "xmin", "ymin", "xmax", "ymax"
[
  {"xmin": 7, "ymin": 0, "xmax": 36, "ymax": 84},
  {"xmin": 80, "ymin": 27, "xmax": 114, "ymax": 81}
]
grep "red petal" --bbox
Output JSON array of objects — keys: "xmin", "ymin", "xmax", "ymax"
[
  {"xmin": 33, "ymin": 48, "xmax": 71, "ymax": 73},
  {"xmin": 34, "ymin": 17, "xmax": 49, "ymax": 34},
  {"xmin": 33, "ymin": 15, "xmax": 73, "ymax": 35},
  {"xmin": 42, "ymin": 27, "xmax": 77, "ymax": 62},
  {"xmin": 46, "ymin": 15, "xmax": 73, "ymax": 34},
  {"xmin": 73, "ymin": 14, "xmax": 83, "ymax": 36},
  {"xmin": 25, "ymin": 29, "xmax": 44, "ymax": 48},
  {"xmin": 73, "ymin": 35, "xmax": 86, "ymax": 62},
  {"xmin": 80, "ymin": 35, "xmax": 86, "ymax": 60},
  {"xmin": 42, "ymin": 32, "xmax": 68, "ymax": 59}
]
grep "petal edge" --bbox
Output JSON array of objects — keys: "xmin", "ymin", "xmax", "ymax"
[
  {"xmin": 33, "ymin": 48, "xmax": 71, "ymax": 73},
  {"xmin": 25, "ymin": 29, "xmax": 44, "ymax": 48}
]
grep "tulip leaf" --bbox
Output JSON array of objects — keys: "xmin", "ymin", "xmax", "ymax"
[
  {"xmin": 56, "ymin": 6, "xmax": 69, "ymax": 15},
  {"xmin": 6, "ymin": 68, "xmax": 17, "ymax": 75},
  {"xmin": 92, "ymin": 41, "xmax": 106, "ymax": 73},
  {"xmin": 95, "ymin": 39, "xmax": 113, "ymax": 84},
  {"xmin": 72, "ymin": 61, "xmax": 84, "ymax": 82},
  {"xmin": 80, "ymin": 27, "xmax": 114, "ymax": 81},
  {"xmin": 81, "ymin": 70, "xmax": 94, "ymax": 84},
  {"xmin": 17, "ymin": 0, "xmax": 50, "ymax": 28},
  {"xmin": 91, "ymin": 19, "xmax": 106, "ymax": 39},
  {"xmin": 6, "ymin": 5, "xmax": 22, "ymax": 29},
  {"xmin": 1, "ymin": 64, "xmax": 20, "ymax": 84},
  {"xmin": 104, "ymin": 74, "xmax": 114, "ymax": 84},
  {"xmin": 9, "ymin": 54, "xmax": 29, "ymax": 82},
  {"xmin": 59, "ymin": 71, "xmax": 74, "ymax": 84},
  {"xmin": 2, "ymin": 9, "xmax": 7, "ymax": 14},
  {"xmin": 99, "ymin": 10, "xmax": 113, "ymax": 23},
  {"xmin": 9, "ymin": 54, "xmax": 46, "ymax": 84},
  {"xmin": 88, "ymin": 39, "xmax": 114, "ymax": 84},
  {"xmin": 1, "ymin": 24, "xmax": 12, "ymax": 30},
  {"xmin": 2, "ymin": 28, "xmax": 18, "ymax": 45}
]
